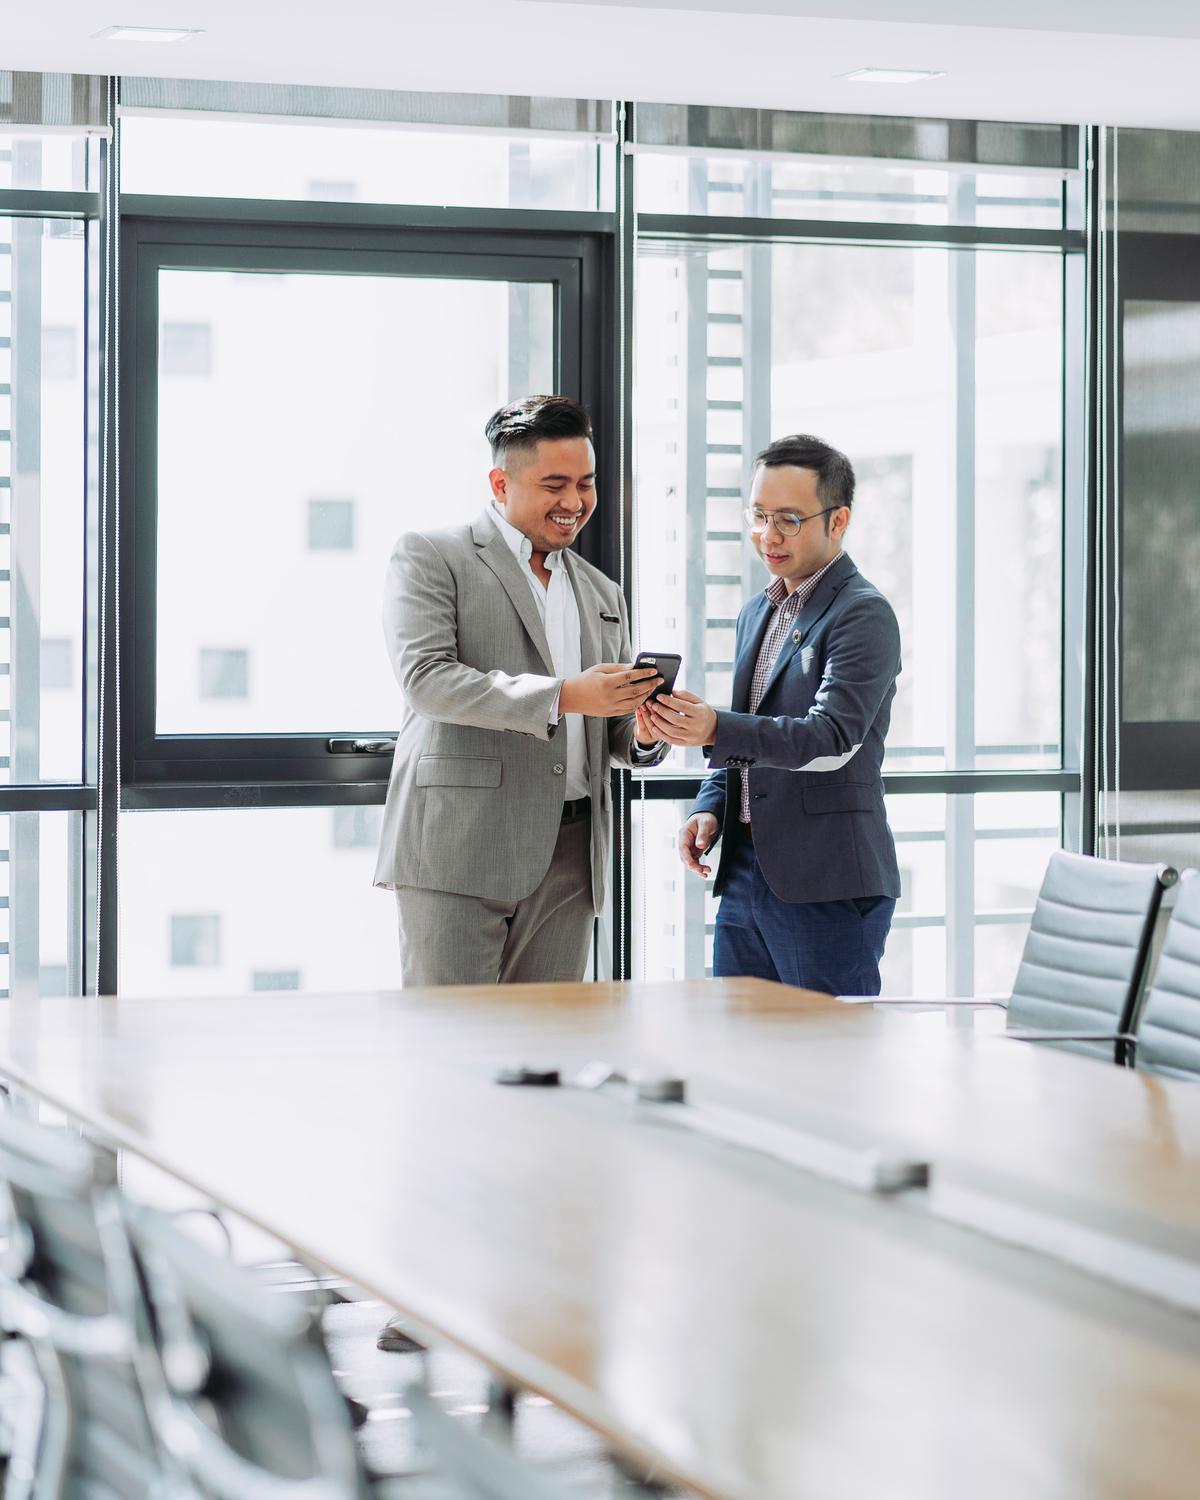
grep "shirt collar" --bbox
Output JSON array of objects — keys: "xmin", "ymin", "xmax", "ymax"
[
  {"xmin": 489, "ymin": 503, "xmax": 561, "ymax": 571},
  {"xmin": 764, "ymin": 551, "xmax": 842, "ymax": 608}
]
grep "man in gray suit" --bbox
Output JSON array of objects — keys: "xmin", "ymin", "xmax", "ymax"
[
  {"xmin": 646, "ymin": 434, "xmax": 901, "ymax": 996},
  {"xmin": 374, "ymin": 395, "xmax": 667, "ymax": 987}
]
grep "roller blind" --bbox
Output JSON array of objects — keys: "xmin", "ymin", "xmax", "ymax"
[
  {"xmin": 118, "ymin": 77, "xmax": 614, "ymax": 138},
  {"xmin": 634, "ymin": 102, "xmax": 1078, "ymax": 172},
  {"xmin": 0, "ymin": 71, "xmax": 107, "ymax": 130}
]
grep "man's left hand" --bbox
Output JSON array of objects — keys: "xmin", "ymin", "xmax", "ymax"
[
  {"xmin": 633, "ymin": 703, "xmax": 660, "ymax": 747},
  {"xmin": 644, "ymin": 690, "xmax": 718, "ymax": 748}
]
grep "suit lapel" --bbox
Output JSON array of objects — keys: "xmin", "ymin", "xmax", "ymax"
[
  {"xmin": 563, "ymin": 552, "xmax": 605, "ymax": 776},
  {"xmin": 471, "ymin": 510, "xmax": 555, "ymax": 675},
  {"xmin": 565, "ymin": 551, "xmax": 601, "ymax": 669},
  {"xmin": 757, "ymin": 554, "xmax": 858, "ymax": 706},
  {"xmin": 732, "ymin": 594, "xmax": 774, "ymax": 711}
]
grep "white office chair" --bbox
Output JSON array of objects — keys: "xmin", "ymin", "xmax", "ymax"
[{"xmin": 844, "ymin": 851, "xmax": 1176, "ymax": 1064}]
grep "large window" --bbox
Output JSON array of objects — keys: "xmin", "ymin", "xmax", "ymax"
[
  {"xmin": 152, "ymin": 264, "xmax": 554, "ymax": 738},
  {"xmin": 122, "ymin": 216, "xmax": 601, "ymax": 788},
  {"xmin": 2, "ymin": 80, "xmax": 1089, "ymax": 997},
  {"xmin": 630, "ymin": 141, "xmax": 1081, "ymax": 997},
  {"xmin": 120, "ymin": 808, "xmax": 397, "ymax": 996}
]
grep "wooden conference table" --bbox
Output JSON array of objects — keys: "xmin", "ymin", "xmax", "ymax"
[{"xmin": 2, "ymin": 979, "xmax": 1200, "ymax": 1500}]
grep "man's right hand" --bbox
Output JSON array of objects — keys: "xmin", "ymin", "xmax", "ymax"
[
  {"xmin": 679, "ymin": 813, "xmax": 720, "ymax": 878},
  {"xmin": 560, "ymin": 663, "xmax": 661, "ymax": 718}
]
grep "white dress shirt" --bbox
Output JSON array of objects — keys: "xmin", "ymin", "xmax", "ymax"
[{"xmin": 490, "ymin": 505, "xmax": 591, "ymax": 799}]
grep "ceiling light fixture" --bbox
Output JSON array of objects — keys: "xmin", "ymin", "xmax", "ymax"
[
  {"xmin": 93, "ymin": 24, "xmax": 202, "ymax": 43},
  {"xmin": 841, "ymin": 67, "xmax": 945, "ymax": 84}
]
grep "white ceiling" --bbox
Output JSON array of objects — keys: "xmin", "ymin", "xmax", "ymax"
[{"xmin": 4, "ymin": 1, "xmax": 1200, "ymax": 132}]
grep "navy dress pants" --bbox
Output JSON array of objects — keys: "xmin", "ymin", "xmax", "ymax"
[{"xmin": 712, "ymin": 838, "xmax": 895, "ymax": 996}]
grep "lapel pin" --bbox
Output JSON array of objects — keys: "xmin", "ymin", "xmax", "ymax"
[{"xmin": 792, "ymin": 629, "xmax": 804, "ymax": 644}]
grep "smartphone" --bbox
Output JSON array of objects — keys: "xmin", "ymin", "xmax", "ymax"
[{"xmin": 633, "ymin": 651, "xmax": 682, "ymax": 702}]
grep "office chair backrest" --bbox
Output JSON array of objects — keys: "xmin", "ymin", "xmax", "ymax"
[
  {"xmin": 1006, "ymin": 851, "xmax": 1176, "ymax": 1061},
  {"xmin": 1135, "ymin": 867, "xmax": 1200, "ymax": 1079},
  {"xmin": 0, "ymin": 1109, "xmax": 164, "ymax": 1500},
  {"xmin": 404, "ymin": 1382, "xmax": 579, "ymax": 1500},
  {"xmin": 124, "ymin": 1202, "xmax": 369, "ymax": 1500}
]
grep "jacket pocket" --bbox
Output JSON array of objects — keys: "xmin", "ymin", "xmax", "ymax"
[
  {"xmin": 801, "ymin": 782, "xmax": 878, "ymax": 815},
  {"xmin": 415, "ymin": 755, "xmax": 503, "ymax": 789}
]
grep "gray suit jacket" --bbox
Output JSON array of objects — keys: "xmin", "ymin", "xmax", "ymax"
[
  {"xmin": 691, "ymin": 553, "xmax": 902, "ymax": 905},
  {"xmin": 374, "ymin": 507, "xmax": 664, "ymax": 910}
]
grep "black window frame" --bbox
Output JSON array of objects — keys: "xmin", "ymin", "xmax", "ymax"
[{"xmin": 118, "ymin": 201, "xmax": 613, "ymax": 802}]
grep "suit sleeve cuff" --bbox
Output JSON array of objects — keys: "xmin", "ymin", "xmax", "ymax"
[{"xmin": 630, "ymin": 739, "xmax": 666, "ymax": 764}]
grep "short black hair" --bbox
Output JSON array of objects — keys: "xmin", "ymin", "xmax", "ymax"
[
  {"xmin": 754, "ymin": 434, "xmax": 855, "ymax": 528},
  {"xmin": 485, "ymin": 395, "xmax": 593, "ymax": 468}
]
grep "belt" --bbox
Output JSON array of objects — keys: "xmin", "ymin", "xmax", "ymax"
[{"xmin": 561, "ymin": 796, "xmax": 592, "ymax": 823}]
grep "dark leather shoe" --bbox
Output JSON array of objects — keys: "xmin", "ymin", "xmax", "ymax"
[{"xmin": 376, "ymin": 1313, "xmax": 426, "ymax": 1354}]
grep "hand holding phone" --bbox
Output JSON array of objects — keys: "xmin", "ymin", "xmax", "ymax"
[{"xmin": 632, "ymin": 651, "xmax": 682, "ymax": 702}]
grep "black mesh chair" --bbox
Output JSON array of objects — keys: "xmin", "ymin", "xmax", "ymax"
[
  {"xmin": 0, "ymin": 1110, "xmax": 166, "ymax": 1500},
  {"xmin": 1129, "ymin": 867, "xmax": 1200, "ymax": 1079},
  {"xmin": 848, "ymin": 852, "xmax": 1176, "ymax": 1064},
  {"xmin": 124, "ymin": 1200, "xmax": 375, "ymax": 1500}
]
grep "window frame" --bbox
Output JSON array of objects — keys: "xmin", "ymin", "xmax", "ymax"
[
  {"xmin": 118, "ymin": 201, "xmax": 613, "ymax": 800},
  {"xmin": 621, "ymin": 138, "xmax": 1087, "ymax": 993}
]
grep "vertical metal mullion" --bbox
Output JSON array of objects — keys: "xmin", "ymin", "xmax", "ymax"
[
  {"xmin": 1078, "ymin": 126, "xmax": 1102, "ymax": 858},
  {"xmin": 95, "ymin": 88, "xmax": 120, "ymax": 996},
  {"xmin": 1061, "ymin": 136, "xmax": 1091, "ymax": 855},
  {"xmin": 9, "ymin": 142, "xmax": 44, "ymax": 1000},
  {"xmin": 612, "ymin": 99, "xmax": 635, "ymax": 982},
  {"xmin": 946, "ymin": 180, "xmax": 978, "ymax": 1001},
  {"xmin": 81, "ymin": 191, "xmax": 103, "ymax": 990}
]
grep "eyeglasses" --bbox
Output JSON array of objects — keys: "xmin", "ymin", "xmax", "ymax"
[{"xmin": 744, "ymin": 505, "xmax": 840, "ymax": 537}]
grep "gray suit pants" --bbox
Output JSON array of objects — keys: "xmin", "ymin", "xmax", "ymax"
[{"xmin": 393, "ymin": 813, "xmax": 594, "ymax": 986}]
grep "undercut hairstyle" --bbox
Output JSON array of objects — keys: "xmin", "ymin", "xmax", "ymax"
[
  {"xmin": 755, "ymin": 434, "xmax": 855, "ymax": 530},
  {"xmin": 485, "ymin": 395, "xmax": 593, "ymax": 469}
]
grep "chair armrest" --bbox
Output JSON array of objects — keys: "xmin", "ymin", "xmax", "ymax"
[
  {"xmin": 1005, "ymin": 1029, "xmax": 1134, "ymax": 1044},
  {"xmin": 838, "ymin": 995, "xmax": 1004, "ymax": 1008}
]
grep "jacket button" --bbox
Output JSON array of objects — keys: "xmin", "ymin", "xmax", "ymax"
[{"xmin": 552, "ymin": 764, "xmax": 565, "ymax": 775}]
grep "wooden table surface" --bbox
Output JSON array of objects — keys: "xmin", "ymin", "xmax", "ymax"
[{"xmin": 3, "ymin": 980, "xmax": 1200, "ymax": 1500}]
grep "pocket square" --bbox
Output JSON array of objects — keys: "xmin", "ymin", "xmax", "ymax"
[{"xmin": 600, "ymin": 611, "xmax": 620, "ymax": 623}]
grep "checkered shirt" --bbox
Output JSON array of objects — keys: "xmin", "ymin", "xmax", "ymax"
[{"xmin": 739, "ymin": 555, "xmax": 842, "ymax": 825}]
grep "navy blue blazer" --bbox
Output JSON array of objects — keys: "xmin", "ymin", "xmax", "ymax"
[{"xmin": 691, "ymin": 552, "xmax": 902, "ymax": 904}]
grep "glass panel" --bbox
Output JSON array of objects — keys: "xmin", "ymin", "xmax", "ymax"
[
  {"xmin": 635, "ymin": 153, "xmax": 1065, "ymax": 230},
  {"xmin": 119, "ymin": 808, "xmax": 398, "ymax": 995},
  {"xmin": 121, "ymin": 117, "xmax": 612, "ymax": 211},
  {"xmin": 0, "ymin": 217, "xmax": 87, "ymax": 782},
  {"xmin": 973, "ymin": 792, "xmax": 1059, "ymax": 996},
  {"xmin": 0, "ymin": 133, "xmax": 94, "ymax": 192},
  {"xmin": 631, "ymin": 789, "xmax": 1058, "ymax": 999},
  {"xmin": 1121, "ymin": 299, "xmax": 1200, "ymax": 722},
  {"xmin": 634, "ymin": 238, "xmax": 1063, "ymax": 774},
  {"xmin": 0, "ymin": 811, "xmax": 82, "ymax": 999},
  {"xmin": 154, "ymin": 269, "xmax": 555, "ymax": 734},
  {"xmin": 1103, "ymin": 789, "xmax": 1200, "ymax": 875}
]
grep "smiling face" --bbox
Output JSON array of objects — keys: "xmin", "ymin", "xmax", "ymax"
[
  {"xmin": 489, "ymin": 436, "xmax": 597, "ymax": 555},
  {"xmin": 748, "ymin": 462, "xmax": 849, "ymax": 592}
]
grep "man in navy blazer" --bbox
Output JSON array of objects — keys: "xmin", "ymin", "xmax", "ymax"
[{"xmin": 645, "ymin": 434, "xmax": 901, "ymax": 996}]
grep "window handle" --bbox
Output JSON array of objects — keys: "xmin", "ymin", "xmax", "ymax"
[{"xmin": 326, "ymin": 736, "xmax": 396, "ymax": 755}]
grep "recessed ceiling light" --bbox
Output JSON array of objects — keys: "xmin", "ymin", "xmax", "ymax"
[
  {"xmin": 841, "ymin": 67, "xmax": 945, "ymax": 84},
  {"xmin": 93, "ymin": 24, "xmax": 202, "ymax": 43}
]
